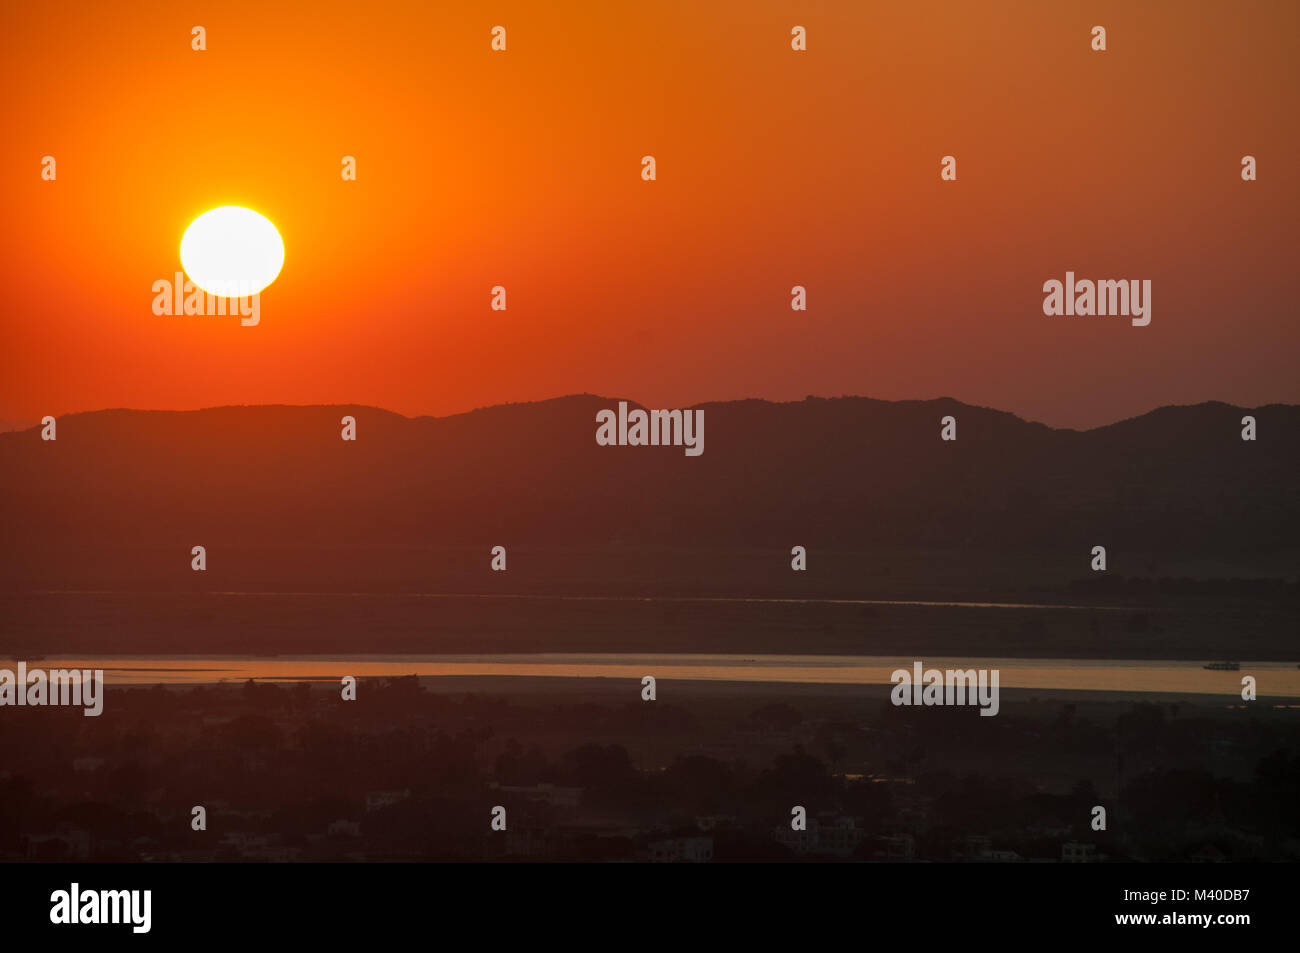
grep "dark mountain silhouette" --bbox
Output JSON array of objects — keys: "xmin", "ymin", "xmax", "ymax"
[
  {"xmin": 3, "ymin": 394, "xmax": 1294, "ymax": 553},
  {"xmin": 1, "ymin": 395, "xmax": 1295, "ymax": 655}
]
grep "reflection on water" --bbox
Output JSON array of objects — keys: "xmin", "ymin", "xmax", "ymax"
[{"xmin": 6, "ymin": 654, "xmax": 1300, "ymax": 697}]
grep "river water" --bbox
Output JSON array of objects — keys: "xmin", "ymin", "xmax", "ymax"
[{"xmin": 8, "ymin": 653, "xmax": 1299, "ymax": 697}]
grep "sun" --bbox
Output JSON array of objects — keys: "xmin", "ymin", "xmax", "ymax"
[{"xmin": 180, "ymin": 206, "xmax": 284, "ymax": 297}]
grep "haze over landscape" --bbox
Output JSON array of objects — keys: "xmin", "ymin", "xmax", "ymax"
[{"xmin": 2, "ymin": 395, "xmax": 1294, "ymax": 660}]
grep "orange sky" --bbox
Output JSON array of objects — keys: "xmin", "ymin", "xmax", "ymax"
[{"xmin": 2, "ymin": 0, "xmax": 1296, "ymax": 430}]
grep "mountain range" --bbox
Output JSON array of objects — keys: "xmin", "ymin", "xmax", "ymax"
[{"xmin": 0, "ymin": 395, "xmax": 1294, "ymax": 599}]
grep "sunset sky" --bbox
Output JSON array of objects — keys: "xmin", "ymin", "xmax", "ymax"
[{"xmin": 2, "ymin": 0, "xmax": 1296, "ymax": 431}]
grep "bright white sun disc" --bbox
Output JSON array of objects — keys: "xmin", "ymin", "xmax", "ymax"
[{"xmin": 180, "ymin": 206, "xmax": 284, "ymax": 297}]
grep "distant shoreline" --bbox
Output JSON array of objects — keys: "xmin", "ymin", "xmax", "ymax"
[{"xmin": 8, "ymin": 654, "xmax": 1298, "ymax": 700}]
